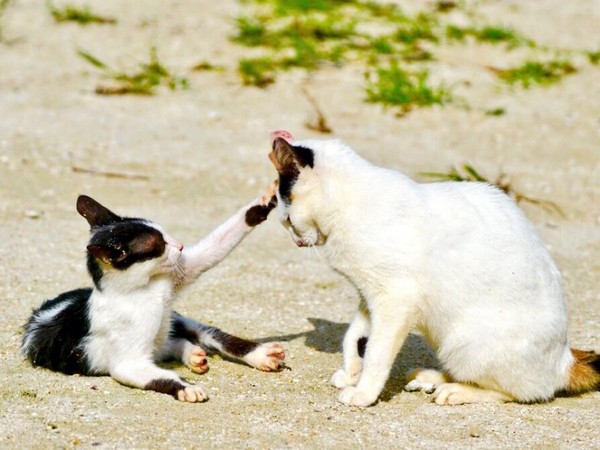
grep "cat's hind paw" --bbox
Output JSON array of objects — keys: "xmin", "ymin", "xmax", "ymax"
[
  {"xmin": 184, "ymin": 346, "xmax": 209, "ymax": 374},
  {"xmin": 432, "ymin": 383, "xmax": 511, "ymax": 406},
  {"xmin": 404, "ymin": 368, "xmax": 447, "ymax": 394},
  {"xmin": 176, "ymin": 384, "xmax": 209, "ymax": 403},
  {"xmin": 338, "ymin": 386, "xmax": 377, "ymax": 407},
  {"xmin": 330, "ymin": 369, "xmax": 360, "ymax": 389},
  {"xmin": 245, "ymin": 342, "xmax": 286, "ymax": 372}
]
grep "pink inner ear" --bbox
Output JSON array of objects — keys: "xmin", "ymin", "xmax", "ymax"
[{"xmin": 270, "ymin": 130, "xmax": 294, "ymax": 146}]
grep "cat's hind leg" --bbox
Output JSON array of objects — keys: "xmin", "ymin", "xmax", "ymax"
[
  {"xmin": 432, "ymin": 383, "xmax": 513, "ymax": 405},
  {"xmin": 331, "ymin": 299, "xmax": 370, "ymax": 389},
  {"xmin": 172, "ymin": 312, "xmax": 286, "ymax": 372},
  {"xmin": 110, "ymin": 359, "xmax": 208, "ymax": 403},
  {"xmin": 159, "ymin": 337, "xmax": 209, "ymax": 374},
  {"xmin": 404, "ymin": 368, "xmax": 450, "ymax": 394}
]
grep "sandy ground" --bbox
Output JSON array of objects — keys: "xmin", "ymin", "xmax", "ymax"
[{"xmin": 1, "ymin": 1, "xmax": 599, "ymax": 448}]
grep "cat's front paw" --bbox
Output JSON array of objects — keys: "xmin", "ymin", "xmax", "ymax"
[
  {"xmin": 245, "ymin": 184, "xmax": 278, "ymax": 227},
  {"xmin": 185, "ymin": 346, "xmax": 209, "ymax": 374},
  {"xmin": 338, "ymin": 386, "xmax": 377, "ymax": 407},
  {"xmin": 176, "ymin": 384, "xmax": 209, "ymax": 403},
  {"xmin": 245, "ymin": 342, "xmax": 286, "ymax": 371},
  {"xmin": 330, "ymin": 369, "xmax": 360, "ymax": 389}
]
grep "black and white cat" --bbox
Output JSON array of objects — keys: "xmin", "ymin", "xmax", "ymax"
[
  {"xmin": 22, "ymin": 191, "xmax": 284, "ymax": 402},
  {"xmin": 268, "ymin": 130, "xmax": 599, "ymax": 407}
]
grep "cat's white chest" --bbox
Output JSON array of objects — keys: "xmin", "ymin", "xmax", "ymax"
[{"xmin": 85, "ymin": 277, "xmax": 175, "ymax": 372}]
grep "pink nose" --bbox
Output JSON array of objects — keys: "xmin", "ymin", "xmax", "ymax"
[
  {"xmin": 270, "ymin": 130, "xmax": 293, "ymax": 146},
  {"xmin": 167, "ymin": 239, "xmax": 184, "ymax": 251}
]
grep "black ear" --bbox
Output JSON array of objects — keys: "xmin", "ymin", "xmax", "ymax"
[
  {"xmin": 77, "ymin": 195, "xmax": 121, "ymax": 228},
  {"xmin": 87, "ymin": 244, "xmax": 128, "ymax": 264},
  {"xmin": 269, "ymin": 138, "xmax": 314, "ymax": 174}
]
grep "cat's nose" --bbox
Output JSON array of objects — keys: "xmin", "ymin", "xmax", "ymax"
[
  {"xmin": 166, "ymin": 237, "xmax": 184, "ymax": 251},
  {"xmin": 270, "ymin": 130, "xmax": 293, "ymax": 146}
]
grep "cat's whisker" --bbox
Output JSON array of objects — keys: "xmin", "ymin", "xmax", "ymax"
[{"xmin": 308, "ymin": 243, "xmax": 327, "ymax": 265}]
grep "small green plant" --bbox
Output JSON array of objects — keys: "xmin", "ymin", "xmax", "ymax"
[
  {"xmin": 446, "ymin": 24, "xmax": 531, "ymax": 48},
  {"xmin": 0, "ymin": 0, "xmax": 11, "ymax": 41},
  {"xmin": 48, "ymin": 2, "xmax": 116, "ymax": 25},
  {"xmin": 78, "ymin": 47, "xmax": 188, "ymax": 95},
  {"xmin": 365, "ymin": 61, "xmax": 451, "ymax": 115},
  {"xmin": 485, "ymin": 107, "xmax": 506, "ymax": 116},
  {"xmin": 491, "ymin": 60, "xmax": 577, "ymax": 88},
  {"xmin": 394, "ymin": 12, "xmax": 439, "ymax": 45},
  {"xmin": 234, "ymin": 16, "xmax": 268, "ymax": 47},
  {"xmin": 421, "ymin": 164, "xmax": 488, "ymax": 183},
  {"xmin": 421, "ymin": 164, "xmax": 564, "ymax": 215},
  {"xmin": 238, "ymin": 57, "xmax": 277, "ymax": 87},
  {"xmin": 587, "ymin": 50, "xmax": 600, "ymax": 65},
  {"xmin": 191, "ymin": 61, "xmax": 224, "ymax": 72}
]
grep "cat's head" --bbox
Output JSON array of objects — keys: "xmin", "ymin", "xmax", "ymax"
[
  {"xmin": 268, "ymin": 130, "xmax": 328, "ymax": 248},
  {"xmin": 76, "ymin": 195, "xmax": 183, "ymax": 289}
]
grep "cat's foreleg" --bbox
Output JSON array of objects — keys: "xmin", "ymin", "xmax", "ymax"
[
  {"xmin": 177, "ymin": 186, "xmax": 276, "ymax": 287},
  {"xmin": 172, "ymin": 312, "xmax": 286, "ymax": 371},
  {"xmin": 338, "ymin": 284, "xmax": 418, "ymax": 407},
  {"xmin": 110, "ymin": 359, "xmax": 208, "ymax": 402},
  {"xmin": 331, "ymin": 300, "xmax": 370, "ymax": 388}
]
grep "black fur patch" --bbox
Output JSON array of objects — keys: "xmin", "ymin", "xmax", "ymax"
[
  {"xmin": 210, "ymin": 329, "xmax": 259, "ymax": 357},
  {"xmin": 170, "ymin": 312, "xmax": 200, "ymax": 343},
  {"xmin": 170, "ymin": 312, "xmax": 259, "ymax": 358},
  {"xmin": 86, "ymin": 219, "xmax": 166, "ymax": 288},
  {"xmin": 22, "ymin": 288, "xmax": 93, "ymax": 375},
  {"xmin": 357, "ymin": 336, "xmax": 368, "ymax": 358},
  {"xmin": 273, "ymin": 143, "xmax": 314, "ymax": 204},
  {"xmin": 145, "ymin": 378, "xmax": 186, "ymax": 398},
  {"xmin": 293, "ymin": 145, "xmax": 314, "ymax": 169},
  {"xmin": 278, "ymin": 171, "xmax": 298, "ymax": 204},
  {"xmin": 245, "ymin": 197, "xmax": 277, "ymax": 226}
]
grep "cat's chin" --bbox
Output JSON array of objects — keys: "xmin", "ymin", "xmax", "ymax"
[{"xmin": 295, "ymin": 232, "xmax": 327, "ymax": 247}]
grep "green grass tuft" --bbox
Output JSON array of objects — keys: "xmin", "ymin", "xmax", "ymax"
[
  {"xmin": 492, "ymin": 60, "xmax": 577, "ymax": 88},
  {"xmin": 238, "ymin": 57, "xmax": 277, "ymax": 87},
  {"xmin": 446, "ymin": 24, "xmax": 531, "ymax": 48},
  {"xmin": 485, "ymin": 107, "xmax": 506, "ymax": 116},
  {"xmin": 78, "ymin": 47, "xmax": 188, "ymax": 95},
  {"xmin": 48, "ymin": 2, "xmax": 116, "ymax": 25},
  {"xmin": 421, "ymin": 164, "xmax": 564, "ymax": 215},
  {"xmin": 421, "ymin": 164, "xmax": 488, "ymax": 183},
  {"xmin": 365, "ymin": 61, "xmax": 451, "ymax": 114},
  {"xmin": 587, "ymin": 51, "xmax": 600, "ymax": 65},
  {"xmin": 394, "ymin": 12, "xmax": 439, "ymax": 45}
]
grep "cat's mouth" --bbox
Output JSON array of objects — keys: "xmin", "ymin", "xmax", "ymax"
[{"xmin": 290, "ymin": 225, "xmax": 327, "ymax": 248}]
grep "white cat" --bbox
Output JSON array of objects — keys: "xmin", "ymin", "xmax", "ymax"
[{"xmin": 268, "ymin": 130, "xmax": 599, "ymax": 407}]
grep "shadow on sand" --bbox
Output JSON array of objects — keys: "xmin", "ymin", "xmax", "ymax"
[{"xmin": 263, "ymin": 317, "xmax": 441, "ymax": 403}]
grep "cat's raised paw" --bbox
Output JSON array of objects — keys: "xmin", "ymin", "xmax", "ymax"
[
  {"xmin": 330, "ymin": 369, "xmax": 360, "ymax": 389},
  {"xmin": 245, "ymin": 342, "xmax": 286, "ymax": 372},
  {"xmin": 338, "ymin": 386, "xmax": 376, "ymax": 407},
  {"xmin": 176, "ymin": 384, "xmax": 209, "ymax": 403},
  {"xmin": 185, "ymin": 346, "xmax": 209, "ymax": 374}
]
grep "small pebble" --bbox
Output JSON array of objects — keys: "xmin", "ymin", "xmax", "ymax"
[{"xmin": 25, "ymin": 209, "xmax": 42, "ymax": 219}]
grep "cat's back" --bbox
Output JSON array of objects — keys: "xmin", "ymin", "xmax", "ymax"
[
  {"xmin": 22, "ymin": 288, "xmax": 93, "ymax": 375},
  {"xmin": 420, "ymin": 180, "xmax": 539, "ymax": 243}
]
